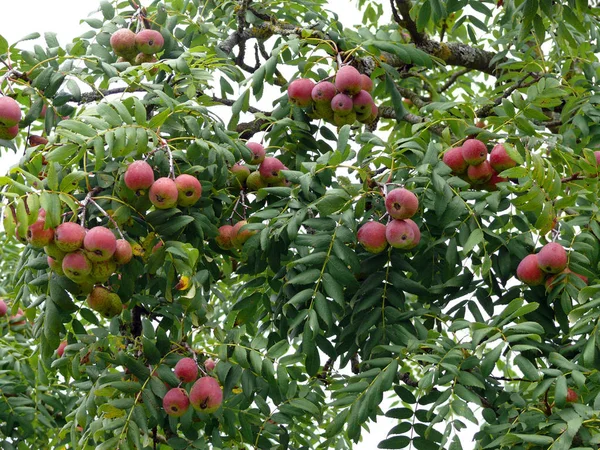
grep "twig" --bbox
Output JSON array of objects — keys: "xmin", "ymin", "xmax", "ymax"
[
  {"xmin": 438, "ymin": 68, "xmax": 472, "ymax": 94},
  {"xmin": 87, "ymin": 197, "xmax": 126, "ymax": 239}
]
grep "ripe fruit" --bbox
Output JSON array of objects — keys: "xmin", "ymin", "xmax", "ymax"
[
  {"xmin": 385, "ymin": 188, "xmax": 419, "ymax": 220},
  {"xmin": 57, "ymin": 341, "xmax": 67, "ymax": 357},
  {"xmin": 246, "ymin": 171, "xmax": 267, "ymax": 191},
  {"xmin": 467, "ymin": 160, "xmax": 493, "ymax": 184},
  {"xmin": 537, "ymin": 242, "xmax": 568, "ymax": 274},
  {"xmin": 55, "ymin": 222, "xmax": 86, "ymax": 252},
  {"xmin": 190, "ymin": 377, "xmax": 223, "ymax": 413},
  {"xmin": 10, "ymin": 308, "xmax": 26, "ymax": 326},
  {"xmin": 403, "ymin": 219, "xmax": 421, "ymax": 250},
  {"xmin": 360, "ymin": 74, "xmax": 373, "ymax": 92},
  {"xmin": 28, "ymin": 135, "xmax": 48, "ymax": 146},
  {"xmin": 149, "ymin": 177, "xmax": 179, "ymax": 209},
  {"xmin": 231, "ymin": 220, "xmax": 256, "ymax": 248},
  {"xmin": 357, "ymin": 222, "xmax": 387, "ymax": 254},
  {"xmin": 516, "ymin": 254, "xmax": 544, "ymax": 286},
  {"xmin": 489, "ymin": 144, "xmax": 517, "ymax": 172},
  {"xmin": 0, "ymin": 97, "xmax": 22, "ymax": 127},
  {"xmin": 205, "ymin": 358, "xmax": 216, "ymax": 372},
  {"xmin": 481, "ymin": 170, "xmax": 508, "ymax": 191},
  {"xmin": 566, "ymin": 388, "xmax": 578, "ymax": 403},
  {"xmin": 594, "ymin": 151, "xmax": 600, "ymax": 166},
  {"xmin": 63, "ymin": 251, "xmax": 92, "ymax": 282},
  {"xmin": 0, "ymin": 124, "xmax": 19, "ymax": 140},
  {"xmin": 462, "ymin": 139, "xmax": 488, "ymax": 165},
  {"xmin": 0, "ymin": 299, "xmax": 7, "ymax": 317},
  {"xmin": 114, "ymin": 239, "xmax": 133, "ymax": 264},
  {"xmin": 84, "ymin": 227, "xmax": 117, "ymax": 262},
  {"xmin": 287, "ymin": 78, "xmax": 315, "ymax": 107},
  {"xmin": 124, "ymin": 160, "xmax": 154, "ymax": 194},
  {"xmin": 110, "ymin": 29, "xmax": 137, "ymax": 57},
  {"xmin": 311, "ymin": 81, "xmax": 337, "ymax": 103},
  {"xmin": 231, "ymin": 164, "xmax": 250, "ymax": 189},
  {"xmin": 386, "ymin": 219, "xmax": 418, "ymax": 249},
  {"xmin": 335, "ymin": 65, "xmax": 362, "ymax": 96},
  {"xmin": 546, "ymin": 268, "xmax": 588, "ymax": 291},
  {"xmin": 174, "ymin": 174, "xmax": 202, "ymax": 207},
  {"xmin": 352, "ymin": 90, "xmax": 374, "ymax": 115},
  {"xmin": 442, "ymin": 147, "xmax": 468, "ymax": 174},
  {"xmin": 174, "ymin": 358, "xmax": 198, "ymax": 383},
  {"xmin": 216, "ymin": 225, "xmax": 234, "ymax": 250},
  {"xmin": 331, "ymin": 93, "xmax": 354, "ymax": 116},
  {"xmin": 27, "ymin": 218, "xmax": 54, "ymax": 248},
  {"xmin": 259, "ymin": 157, "xmax": 286, "ymax": 183},
  {"xmin": 163, "ymin": 388, "xmax": 190, "ymax": 417},
  {"xmin": 246, "ymin": 142, "xmax": 266, "ymax": 164},
  {"xmin": 135, "ymin": 29, "xmax": 164, "ymax": 54}
]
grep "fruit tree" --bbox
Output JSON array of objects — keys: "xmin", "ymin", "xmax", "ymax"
[{"xmin": 1, "ymin": 0, "xmax": 600, "ymax": 448}]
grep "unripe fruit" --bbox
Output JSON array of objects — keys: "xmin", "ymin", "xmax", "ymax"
[
  {"xmin": 216, "ymin": 225, "xmax": 234, "ymax": 250},
  {"xmin": 462, "ymin": 139, "xmax": 488, "ymax": 165},
  {"xmin": 87, "ymin": 286, "xmax": 111, "ymax": 312},
  {"xmin": 10, "ymin": 308, "xmax": 26, "ymax": 326},
  {"xmin": 467, "ymin": 160, "xmax": 493, "ymax": 184},
  {"xmin": 55, "ymin": 222, "xmax": 86, "ymax": 252},
  {"xmin": 104, "ymin": 293, "xmax": 123, "ymax": 318},
  {"xmin": 546, "ymin": 268, "xmax": 588, "ymax": 291},
  {"xmin": 333, "ymin": 111, "xmax": 356, "ymax": 127},
  {"xmin": 0, "ymin": 96, "xmax": 22, "ymax": 127},
  {"xmin": 62, "ymin": 251, "xmax": 93, "ymax": 282},
  {"xmin": 246, "ymin": 171, "xmax": 267, "ymax": 191},
  {"xmin": 47, "ymin": 256, "xmax": 65, "ymax": 276},
  {"xmin": 0, "ymin": 299, "xmax": 7, "ymax": 317},
  {"xmin": 190, "ymin": 377, "xmax": 223, "ymax": 413},
  {"xmin": 45, "ymin": 242, "xmax": 66, "ymax": 260},
  {"xmin": 110, "ymin": 29, "xmax": 137, "ymax": 57},
  {"xmin": 335, "ymin": 65, "xmax": 362, "ymax": 96},
  {"xmin": 311, "ymin": 81, "xmax": 337, "ymax": 103},
  {"xmin": 443, "ymin": 147, "xmax": 468, "ymax": 174},
  {"xmin": 163, "ymin": 388, "xmax": 190, "ymax": 417},
  {"xmin": 537, "ymin": 242, "xmax": 568, "ymax": 274},
  {"xmin": 516, "ymin": 254, "xmax": 544, "ymax": 286},
  {"xmin": 114, "ymin": 239, "xmax": 133, "ymax": 264},
  {"xmin": 149, "ymin": 177, "xmax": 179, "ymax": 209},
  {"xmin": 124, "ymin": 160, "xmax": 154, "ymax": 194},
  {"xmin": 231, "ymin": 220, "xmax": 257, "ymax": 248},
  {"xmin": 331, "ymin": 93, "xmax": 354, "ymax": 116},
  {"xmin": 0, "ymin": 124, "xmax": 19, "ymax": 140},
  {"xmin": 481, "ymin": 170, "xmax": 508, "ymax": 191},
  {"xmin": 489, "ymin": 143, "xmax": 517, "ymax": 172},
  {"xmin": 135, "ymin": 53, "xmax": 158, "ymax": 65},
  {"xmin": 204, "ymin": 358, "xmax": 216, "ymax": 372},
  {"xmin": 27, "ymin": 218, "xmax": 54, "ymax": 248},
  {"xmin": 231, "ymin": 164, "xmax": 250, "ymax": 189},
  {"xmin": 246, "ymin": 142, "xmax": 266, "ymax": 164},
  {"xmin": 357, "ymin": 222, "xmax": 387, "ymax": 254},
  {"xmin": 28, "ymin": 135, "xmax": 48, "ymax": 146},
  {"xmin": 313, "ymin": 102, "xmax": 335, "ymax": 121},
  {"xmin": 91, "ymin": 259, "xmax": 117, "ymax": 283},
  {"xmin": 287, "ymin": 78, "xmax": 315, "ymax": 107},
  {"xmin": 259, "ymin": 157, "xmax": 287, "ymax": 183},
  {"xmin": 57, "ymin": 341, "xmax": 67, "ymax": 357},
  {"xmin": 174, "ymin": 357, "xmax": 199, "ymax": 383},
  {"xmin": 566, "ymin": 388, "xmax": 578, "ymax": 403},
  {"xmin": 84, "ymin": 227, "xmax": 117, "ymax": 262},
  {"xmin": 385, "ymin": 188, "xmax": 419, "ymax": 220},
  {"xmin": 360, "ymin": 74, "xmax": 374, "ymax": 92},
  {"xmin": 174, "ymin": 174, "xmax": 202, "ymax": 207},
  {"xmin": 352, "ymin": 90, "xmax": 374, "ymax": 114},
  {"xmin": 135, "ymin": 29, "xmax": 164, "ymax": 54},
  {"xmin": 386, "ymin": 219, "xmax": 418, "ymax": 249}
]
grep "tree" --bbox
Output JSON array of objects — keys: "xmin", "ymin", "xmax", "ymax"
[{"xmin": 0, "ymin": 0, "xmax": 599, "ymax": 448}]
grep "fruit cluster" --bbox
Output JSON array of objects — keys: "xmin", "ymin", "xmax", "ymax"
[
  {"xmin": 110, "ymin": 28, "xmax": 164, "ymax": 65},
  {"xmin": 0, "ymin": 298, "xmax": 26, "ymax": 327},
  {"xmin": 0, "ymin": 96, "xmax": 22, "ymax": 141},
  {"xmin": 162, "ymin": 357, "xmax": 223, "ymax": 417},
  {"xmin": 443, "ymin": 139, "xmax": 517, "ymax": 190},
  {"xmin": 357, "ymin": 188, "xmax": 421, "ymax": 253},
  {"xmin": 230, "ymin": 142, "xmax": 290, "ymax": 191},
  {"xmin": 516, "ymin": 242, "xmax": 587, "ymax": 289},
  {"xmin": 215, "ymin": 220, "xmax": 257, "ymax": 250},
  {"xmin": 287, "ymin": 65, "xmax": 378, "ymax": 127},
  {"xmin": 124, "ymin": 160, "xmax": 202, "ymax": 209}
]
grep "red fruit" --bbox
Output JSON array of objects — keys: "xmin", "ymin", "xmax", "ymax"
[
  {"xmin": 331, "ymin": 93, "xmax": 354, "ymax": 116},
  {"xmin": 287, "ymin": 78, "xmax": 315, "ymax": 107},
  {"xmin": 546, "ymin": 268, "xmax": 588, "ymax": 291},
  {"xmin": 231, "ymin": 220, "xmax": 257, "ymax": 248},
  {"xmin": 467, "ymin": 160, "xmax": 493, "ymax": 184},
  {"xmin": 259, "ymin": 157, "xmax": 287, "ymax": 183},
  {"xmin": 311, "ymin": 81, "xmax": 337, "ymax": 103},
  {"xmin": 84, "ymin": 227, "xmax": 117, "ymax": 262},
  {"xmin": 174, "ymin": 357, "xmax": 198, "ymax": 383},
  {"xmin": 189, "ymin": 377, "xmax": 223, "ymax": 413},
  {"xmin": 594, "ymin": 151, "xmax": 600, "ymax": 166},
  {"xmin": 204, "ymin": 358, "xmax": 216, "ymax": 372},
  {"xmin": 246, "ymin": 142, "xmax": 266, "ymax": 164},
  {"xmin": 443, "ymin": 147, "xmax": 468, "ymax": 174},
  {"xmin": 481, "ymin": 170, "xmax": 508, "ymax": 191},
  {"xmin": 28, "ymin": 135, "xmax": 48, "ymax": 146},
  {"xmin": 489, "ymin": 144, "xmax": 517, "ymax": 172},
  {"xmin": 357, "ymin": 222, "xmax": 387, "ymax": 254},
  {"xmin": 0, "ymin": 97, "xmax": 22, "ymax": 127},
  {"xmin": 352, "ymin": 90, "xmax": 374, "ymax": 115},
  {"xmin": 0, "ymin": 299, "xmax": 7, "ymax": 317},
  {"xmin": 566, "ymin": 388, "xmax": 578, "ymax": 403},
  {"xmin": 10, "ymin": 308, "xmax": 26, "ymax": 326},
  {"xmin": 27, "ymin": 218, "xmax": 54, "ymax": 248},
  {"xmin": 135, "ymin": 29, "xmax": 164, "ymax": 54},
  {"xmin": 335, "ymin": 65, "xmax": 362, "ymax": 96},
  {"xmin": 163, "ymin": 388, "xmax": 190, "ymax": 417},
  {"xmin": 516, "ymin": 254, "xmax": 544, "ymax": 286},
  {"xmin": 403, "ymin": 219, "xmax": 421, "ymax": 250},
  {"xmin": 174, "ymin": 174, "xmax": 202, "ymax": 207},
  {"xmin": 124, "ymin": 160, "xmax": 154, "ymax": 194},
  {"xmin": 55, "ymin": 222, "xmax": 86, "ymax": 252},
  {"xmin": 0, "ymin": 124, "xmax": 19, "ymax": 140},
  {"xmin": 216, "ymin": 225, "xmax": 234, "ymax": 250},
  {"xmin": 62, "ymin": 251, "xmax": 93, "ymax": 282},
  {"xmin": 149, "ymin": 177, "xmax": 179, "ymax": 209},
  {"xmin": 386, "ymin": 219, "xmax": 418, "ymax": 249},
  {"xmin": 57, "ymin": 341, "xmax": 67, "ymax": 357},
  {"xmin": 110, "ymin": 29, "xmax": 137, "ymax": 57},
  {"xmin": 135, "ymin": 53, "xmax": 158, "ymax": 65},
  {"xmin": 462, "ymin": 139, "xmax": 488, "ymax": 165},
  {"xmin": 114, "ymin": 239, "xmax": 133, "ymax": 264},
  {"xmin": 537, "ymin": 242, "xmax": 568, "ymax": 274},
  {"xmin": 385, "ymin": 188, "xmax": 419, "ymax": 220},
  {"xmin": 360, "ymin": 74, "xmax": 374, "ymax": 92}
]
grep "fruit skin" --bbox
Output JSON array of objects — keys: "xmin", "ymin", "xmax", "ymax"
[
  {"xmin": 27, "ymin": 218, "xmax": 54, "ymax": 248},
  {"xmin": 489, "ymin": 143, "xmax": 517, "ymax": 172},
  {"xmin": 443, "ymin": 147, "xmax": 468, "ymax": 174},
  {"xmin": 174, "ymin": 358, "xmax": 199, "ymax": 383},
  {"xmin": 537, "ymin": 242, "xmax": 568, "ymax": 274},
  {"xmin": 91, "ymin": 259, "xmax": 117, "ymax": 283},
  {"xmin": 110, "ymin": 29, "xmax": 137, "ymax": 57},
  {"xmin": 55, "ymin": 222, "xmax": 86, "ymax": 252},
  {"xmin": 149, "ymin": 177, "xmax": 179, "ymax": 209},
  {"xmin": 135, "ymin": 53, "xmax": 158, "ymax": 65},
  {"xmin": 135, "ymin": 29, "xmax": 164, "ymax": 55},
  {"xmin": 86, "ymin": 286, "xmax": 112, "ymax": 313},
  {"xmin": 335, "ymin": 65, "xmax": 362, "ymax": 96},
  {"xmin": 352, "ymin": 90, "xmax": 374, "ymax": 114},
  {"xmin": 386, "ymin": 219, "xmax": 418, "ymax": 249},
  {"xmin": 566, "ymin": 388, "xmax": 578, "ymax": 403},
  {"xmin": 189, "ymin": 377, "xmax": 223, "ymax": 413},
  {"xmin": 595, "ymin": 151, "xmax": 600, "ymax": 166},
  {"xmin": 62, "ymin": 251, "xmax": 93, "ymax": 282},
  {"xmin": 10, "ymin": 308, "xmax": 26, "ymax": 326},
  {"xmin": 403, "ymin": 219, "xmax": 421, "ymax": 250},
  {"xmin": 57, "ymin": 341, "xmax": 67, "ymax": 358},
  {"xmin": 0, "ymin": 299, "xmax": 7, "ymax": 317},
  {"xmin": 462, "ymin": 139, "xmax": 488, "ymax": 165},
  {"xmin": 331, "ymin": 93, "xmax": 354, "ymax": 116},
  {"xmin": 546, "ymin": 268, "xmax": 588, "ymax": 291},
  {"xmin": 0, "ymin": 97, "xmax": 22, "ymax": 127},
  {"xmin": 287, "ymin": 78, "xmax": 315, "ymax": 107},
  {"xmin": 216, "ymin": 225, "xmax": 235, "ymax": 250},
  {"xmin": 124, "ymin": 160, "xmax": 154, "ymax": 194},
  {"xmin": 84, "ymin": 227, "xmax": 117, "ymax": 262},
  {"xmin": 259, "ymin": 157, "xmax": 287, "ymax": 183},
  {"xmin": 45, "ymin": 242, "xmax": 66, "ymax": 260},
  {"xmin": 163, "ymin": 388, "xmax": 190, "ymax": 417},
  {"xmin": 311, "ymin": 81, "xmax": 337, "ymax": 103},
  {"xmin": 204, "ymin": 358, "xmax": 216, "ymax": 372},
  {"xmin": 48, "ymin": 256, "xmax": 65, "ymax": 276},
  {"xmin": 481, "ymin": 170, "xmax": 508, "ymax": 191},
  {"xmin": 357, "ymin": 222, "xmax": 387, "ymax": 254},
  {"xmin": 174, "ymin": 174, "xmax": 202, "ymax": 207},
  {"xmin": 313, "ymin": 102, "xmax": 335, "ymax": 121},
  {"xmin": 516, "ymin": 254, "xmax": 545, "ymax": 286},
  {"xmin": 231, "ymin": 164, "xmax": 251, "ymax": 189},
  {"xmin": 385, "ymin": 188, "xmax": 419, "ymax": 220},
  {"xmin": 0, "ymin": 124, "xmax": 19, "ymax": 140},
  {"xmin": 333, "ymin": 111, "xmax": 356, "ymax": 127},
  {"xmin": 246, "ymin": 171, "xmax": 267, "ymax": 191},
  {"xmin": 246, "ymin": 142, "xmax": 266, "ymax": 164},
  {"xmin": 360, "ymin": 74, "xmax": 374, "ymax": 92},
  {"xmin": 467, "ymin": 160, "xmax": 493, "ymax": 184},
  {"xmin": 114, "ymin": 239, "xmax": 133, "ymax": 264},
  {"xmin": 231, "ymin": 220, "xmax": 257, "ymax": 248}
]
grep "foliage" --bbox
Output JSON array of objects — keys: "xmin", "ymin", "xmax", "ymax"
[{"xmin": 1, "ymin": 0, "xmax": 600, "ymax": 448}]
